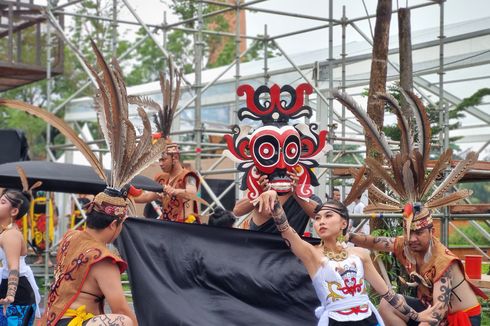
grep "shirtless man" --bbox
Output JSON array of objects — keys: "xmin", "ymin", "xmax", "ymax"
[
  {"xmin": 347, "ymin": 204, "xmax": 486, "ymax": 326},
  {"xmin": 41, "ymin": 188, "xmax": 137, "ymax": 326}
]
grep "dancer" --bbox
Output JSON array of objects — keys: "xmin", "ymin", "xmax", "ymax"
[
  {"xmin": 333, "ymin": 88, "xmax": 488, "ymax": 325},
  {"xmin": 0, "ymin": 168, "xmax": 41, "ymax": 326},
  {"xmin": 0, "ymin": 40, "xmax": 169, "ymax": 325},
  {"xmin": 131, "ymin": 67, "xmax": 201, "ymax": 223},
  {"xmin": 43, "ymin": 186, "xmax": 137, "ymax": 326},
  {"xmin": 254, "ymin": 190, "xmax": 439, "ymax": 326}
]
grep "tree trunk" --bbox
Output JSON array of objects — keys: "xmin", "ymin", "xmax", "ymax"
[
  {"xmin": 366, "ymin": 0, "xmax": 392, "ymax": 230},
  {"xmin": 399, "ymin": 7, "xmax": 414, "ymax": 112}
]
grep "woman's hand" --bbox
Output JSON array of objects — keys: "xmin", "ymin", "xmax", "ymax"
[
  {"xmin": 0, "ymin": 294, "xmax": 14, "ymax": 314},
  {"xmin": 252, "ymin": 190, "xmax": 278, "ymax": 215}
]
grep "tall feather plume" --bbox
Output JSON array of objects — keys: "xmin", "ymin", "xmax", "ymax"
[
  {"xmin": 127, "ymin": 96, "xmax": 161, "ymax": 112},
  {"xmin": 412, "ymin": 149, "xmax": 425, "ymax": 197},
  {"xmin": 425, "ymin": 189, "xmax": 473, "ymax": 209},
  {"xmin": 152, "ymin": 58, "xmax": 181, "ymax": 139},
  {"xmin": 365, "ymin": 157, "xmax": 405, "ymax": 198},
  {"xmin": 84, "ymin": 41, "xmax": 167, "ymax": 190},
  {"xmin": 402, "ymin": 160, "xmax": 416, "ymax": 203},
  {"xmin": 344, "ymin": 166, "xmax": 372, "ymax": 206},
  {"xmin": 426, "ymin": 151, "xmax": 478, "ymax": 203},
  {"xmin": 332, "ymin": 89, "xmax": 393, "ymax": 160},
  {"xmin": 364, "ymin": 203, "xmax": 401, "ymax": 213},
  {"xmin": 368, "ymin": 184, "xmax": 400, "ymax": 206},
  {"xmin": 0, "ymin": 99, "xmax": 106, "ymax": 182},
  {"xmin": 375, "ymin": 92, "xmax": 412, "ymax": 156},
  {"xmin": 87, "ymin": 40, "xmax": 125, "ymax": 187},
  {"xmin": 420, "ymin": 148, "xmax": 452, "ymax": 196},
  {"xmin": 399, "ymin": 89, "xmax": 431, "ymax": 166}
]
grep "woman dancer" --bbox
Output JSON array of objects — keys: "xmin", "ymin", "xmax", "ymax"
[
  {"xmin": 0, "ymin": 189, "xmax": 40, "ymax": 326},
  {"xmin": 254, "ymin": 190, "xmax": 439, "ymax": 326}
]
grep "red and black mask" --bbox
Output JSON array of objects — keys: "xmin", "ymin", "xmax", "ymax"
[{"xmin": 224, "ymin": 83, "xmax": 331, "ymax": 201}]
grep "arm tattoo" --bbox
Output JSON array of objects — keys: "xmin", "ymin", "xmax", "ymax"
[
  {"xmin": 349, "ymin": 233, "xmax": 393, "ymax": 251},
  {"xmin": 271, "ymin": 199, "xmax": 290, "ymax": 232},
  {"xmin": 90, "ymin": 314, "xmax": 126, "ymax": 325},
  {"xmin": 430, "ymin": 268, "xmax": 452, "ymax": 325},
  {"xmin": 382, "ymin": 289, "xmax": 420, "ymax": 321},
  {"xmin": 7, "ymin": 269, "xmax": 19, "ymax": 298},
  {"xmin": 373, "ymin": 236, "xmax": 395, "ymax": 250}
]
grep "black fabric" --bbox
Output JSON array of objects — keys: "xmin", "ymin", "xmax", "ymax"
[
  {"xmin": 115, "ymin": 218, "xmax": 320, "ymax": 326},
  {"xmin": 328, "ymin": 313, "xmax": 379, "ymax": 326},
  {"xmin": 249, "ymin": 194, "xmax": 321, "ymax": 234},
  {"xmin": 143, "ymin": 200, "xmax": 162, "ymax": 219},
  {"xmin": 0, "ymin": 161, "xmax": 162, "ymax": 194},
  {"xmin": 0, "ymin": 129, "xmax": 30, "ymax": 164},
  {"xmin": 0, "ymin": 277, "xmax": 35, "ymax": 305}
]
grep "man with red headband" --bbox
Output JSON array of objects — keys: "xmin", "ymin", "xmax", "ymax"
[
  {"xmin": 42, "ymin": 188, "xmax": 137, "ymax": 326},
  {"xmin": 225, "ymin": 83, "xmax": 330, "ymax": 233},
  {"xmin": 134, "ymin": 140, "xmax": 200, "ymax": 223},
  {"xmin": 347, "ymin": 203, "xmax": 486, "ymax": 326},
  {"xmin": 333, "ymin": 88, "xmax": 487, "ymax": 326}
]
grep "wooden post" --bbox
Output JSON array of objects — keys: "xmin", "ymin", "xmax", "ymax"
[{"xmin": 366, "ymin": 0, "xmax": 392, "ymax": 230}]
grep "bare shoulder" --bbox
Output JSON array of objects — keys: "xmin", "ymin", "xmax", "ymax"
[
  {"xmin": 1, "ymin": 228, "xmax": 23, "ymax": 242},
  {"xmin": 90, "ymin": 257, "xmax": 121, "ymax": 278},
  {"xmin": 348, "ymin": 246, "xmax": 371, "ymax": 260}
]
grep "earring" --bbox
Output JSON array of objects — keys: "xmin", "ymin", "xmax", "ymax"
[
  {"xmin": 336, "ymin": 232, "xmax": 346, "ymax": 244},
  {"xmin": 423, "ymin": 237, "xmax": 433, "ymax": 263}
]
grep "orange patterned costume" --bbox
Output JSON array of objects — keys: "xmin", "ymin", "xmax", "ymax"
[
  {"xmin": 155, "ymin": 169, "xmax": 200, "ymax": 223},
  {"xmin": 41, "ymin": 230, "xmax": 127, "ymax": 325}
]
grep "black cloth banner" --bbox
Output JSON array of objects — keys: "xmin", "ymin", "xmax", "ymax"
[{"xmin": 116, "ymin": 218, "xmax": 320, "ymax": 326}]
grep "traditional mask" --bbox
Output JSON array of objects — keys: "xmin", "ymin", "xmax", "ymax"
[{"xmin": 224, "ymin": 83, "xmax": 331, "ymax": 201}]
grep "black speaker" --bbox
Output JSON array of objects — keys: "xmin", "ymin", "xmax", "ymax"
[{"xmin": 0, "ymin": 129, "xmax": 30, "ymax": 164}]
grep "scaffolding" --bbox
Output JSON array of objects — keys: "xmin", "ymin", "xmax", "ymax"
[{"xmin": 2, "ymin": 0, "xmax": 490, "ymax": 300}]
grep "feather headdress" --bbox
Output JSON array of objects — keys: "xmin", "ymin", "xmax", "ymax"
[
  {"xmin": 333, "ymin": 88, "xmax": 477, "ymax": 238},
  {"xmin": 0, "ymin": 41, "xmax": 166, "ymax": 218},
  {"xmin": 128, "ymin": 58, "xmax": 181, "ymax": 155}
]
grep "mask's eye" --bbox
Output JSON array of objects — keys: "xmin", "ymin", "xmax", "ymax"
[
  {"xmin": 253, "ymin": 135, "xmax": 280, "ymax": 168},
  {"xmin": 283, "ymin": 134, "xmax": 301, "ymax": 166}
]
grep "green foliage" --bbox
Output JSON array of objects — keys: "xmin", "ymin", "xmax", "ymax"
[
  {"xmin": 0, "ymin": 1, "xmax": 128, "ymax": 159},
  {"xmin": 448, "ymin": 222, "xmax": 490, "ymax": 247},
  {"xmin": 455, "ymin": 88, "xmax": 490, "ymax": 111}
]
